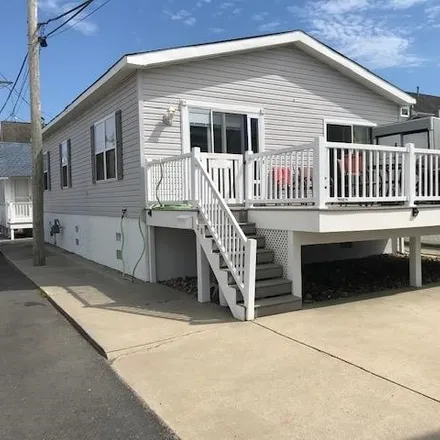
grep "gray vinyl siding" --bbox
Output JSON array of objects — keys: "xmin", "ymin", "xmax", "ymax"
[
  {"xmin": 140, "ymin": 46, "xmax": 401, "ymax": 159},
  {"xmin": 43, "ymin": 74, "xmax": 142, "ymax": 218}
]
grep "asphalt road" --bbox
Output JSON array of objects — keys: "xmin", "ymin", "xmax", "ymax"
[{"xmin": 0, "ymin": 251, "xmax": 177, "ymax": 440}]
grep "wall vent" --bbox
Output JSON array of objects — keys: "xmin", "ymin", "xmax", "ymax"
[
  {"xmin": 75, "ymin": 238, "xmax": 79, "ymax": 246},
  {"xmin": 116, "ymin": 249, "xmax": 122, "ymax": 260},
  {"xmin": 75, "ymin": 226, "xmax": 79, "ymax": 233},
  {"xmin": 115, "ymin": 232, "xmax": 122, "ymax": 242}
]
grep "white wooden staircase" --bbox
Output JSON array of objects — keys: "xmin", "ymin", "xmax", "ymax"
[{"xmin": 197, "ymin": 209, "xmax": 301, "ymax": 320}]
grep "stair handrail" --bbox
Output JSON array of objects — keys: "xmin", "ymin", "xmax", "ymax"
[{"xmin": 192, "ymin": 148, "xmax": 257, "ymax": 320}]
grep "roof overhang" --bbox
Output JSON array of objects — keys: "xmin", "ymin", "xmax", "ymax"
[{"xmin": 43, "ymin": 30, "xmax": 415, "ymax": 136}]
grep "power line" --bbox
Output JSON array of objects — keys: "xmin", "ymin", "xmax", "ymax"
[
  {"xmin": 8, "ymin": 67, "xmax": 29, "ymax": 120},
  {"xmin": 0, "ymin": 54, "xmax": 28, "ymax": 117},
  {"xmin": 49, "ymin": 0, "xmax": 112, "ymax": 38},
  {"xmin": 46, "ymin": 0, "xmax": 95, "ymax": 37},
  {"xmin": 38, "ymin": 0, "xmax": 94, "ymax": 26}
]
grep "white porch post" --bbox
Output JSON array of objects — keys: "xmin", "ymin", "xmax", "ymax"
[
  {"xmin": 147, "ymin": 226, "xmax": 157, "ymax": 283},
  {"xmin": 196, "ymin": 237, "xmax": 211, "ymax": 303},
  {"xmin": 405, "ymin": 143, "xmax": 416, "ymax": 207},
  {"xmin": 191, "ymin": 147, "xmax": 201, "ymax": 205},
  {"xmin": 409, "ymin": 235, "xmax": 422, "ymax": 287},
  {"xmin": 313, "ymin": 136, "xmax": 328, "ymax": 209},
  {"xmin": 244, "ymin": 150, "xmax": 253, "ymax": 208},
  {"xmin": 10, "ymin": 228, "xmax": 15, "ymax": 241},
  {"xmin": 287, "ymin": 231, "xmax": 302, "ymax": 299}
]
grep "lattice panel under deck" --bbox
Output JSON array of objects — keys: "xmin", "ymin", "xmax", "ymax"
[{"xmin": 256, "ymin": 228, "xmax": 289, "ymax": 278}]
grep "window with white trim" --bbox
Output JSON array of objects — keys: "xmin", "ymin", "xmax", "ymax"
[
  {"xmin": 60, "ymin": 140, "xmax": 69, "ymax": 188},
  {"xmin": 326, "ymin": 123, "xmax": 373, "ymax": 144},
  {"xmin": 188, "ymin": 106, "xmax": 261, "ymax": 154},
  {"xmin": 94, "ymin": 114, "xmax": 116, "ymax": 181}
]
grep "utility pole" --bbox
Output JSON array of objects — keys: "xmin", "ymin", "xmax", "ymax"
[{"xmin": 28, "ymin": 0, "xmax": 46, "ymax": 266}]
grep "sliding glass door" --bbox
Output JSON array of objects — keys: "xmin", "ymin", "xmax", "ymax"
[{"xmin": 188, "ymin": 107, "xmax": 261, "ymax": 155}]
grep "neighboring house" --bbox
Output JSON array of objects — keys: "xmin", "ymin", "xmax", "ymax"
[
  {"xmin": 372, "ymin": 92, "xmax": 440, "ymax": 248},
  {"xmin": 0, "ymin": 121, "xmax": 31, "ymax": 143},
  {"xmin": 42, "ymin": 30, "xmax": 440, "ymax": 321},
  {"xmin": 408, "ymin": 91, "xmax": 440, "ymax": 117},
  {"xmin": 0, "ymin": 142, "xmax": 33, "ymax": 239}
]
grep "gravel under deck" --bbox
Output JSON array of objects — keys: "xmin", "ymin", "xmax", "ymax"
[{"xmin": 160, "ymin": 254, "xmax": 440, "ymax": 305}]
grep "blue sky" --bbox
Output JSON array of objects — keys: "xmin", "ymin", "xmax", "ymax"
[{"xmin": 1, "ymin": 0, "xmax": 439, "ymax": 123}]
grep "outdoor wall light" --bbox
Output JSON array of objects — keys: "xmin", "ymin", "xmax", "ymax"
[{"xmin": 163, "ymin": 106, "xmax": 176, "ymax": 126}]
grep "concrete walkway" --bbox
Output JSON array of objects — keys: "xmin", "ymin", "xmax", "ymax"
[{"xmin": 2, "ymin": 241, "xmax": 440, "ymax": 440}]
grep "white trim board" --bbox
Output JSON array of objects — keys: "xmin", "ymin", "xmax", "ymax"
[{"xmin": 43, "ymin": 30, "xmax": 415, "ymax": 136}]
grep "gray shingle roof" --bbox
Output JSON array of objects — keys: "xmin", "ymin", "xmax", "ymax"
[
  {"xmin": 408, "ymin": 92, "xmax": 440, "ymax": 116},
  {"xmin": 0, "ymin": 142, "xmax": 32, "ymax": 177}
]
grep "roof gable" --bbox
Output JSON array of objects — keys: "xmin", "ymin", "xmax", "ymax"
[
  {"xmin": 409, "ymin": 92, "xmax": 440, "ymax": 116},
  {"xmin": 43, "ymin": 30, "xmax": 415, "ymax": 135}
]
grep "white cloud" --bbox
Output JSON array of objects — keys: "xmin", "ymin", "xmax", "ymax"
[
  {"xmin": 38, "ymin": 0, "xmax": 99, "ymax": 36},
  {"xmin": 209, "ymin": 27, "xmax": 225, "ymax": 33},
  {"xmin": 252, "ymin": 11, "xmax": 269, "ymax": 21},
  {"xmin": 163, "ymin": 8, "xmax": 197, "ymax": 25},
  {"xmin": 258, "ymin": 21, "xmax": 281, "ymax": 32},
  {"xmin": 426, "ymin": 4, "xmax": 440, "ymax": 21},
  {"xmin": 232, "ymin": 7, "xmax": 243, "ymax": 14},
  {"xmin": 316, "ymin": 0, "xmax": 370, "ymax": 14},
  {"xmin": 385, "ymin": 0, "xmax": 429, "ymax": 9},
  {"xmin": 289, "ymin": 0, "xmax": 426, "ymax": 69}
]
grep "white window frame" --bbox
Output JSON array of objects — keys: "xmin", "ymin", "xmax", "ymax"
[
  {"xmin": 60, "ymin": 140, "xmax": 69, "ymax": 188},
  {"xmin": 181, "ymin": 99, "xmax": 265, "ymax": 154},
  {"xmin": 43, "ymin": 152, "xmax": 49, "ymax": 191},
  {"xmin": 94, "ymin": 112, "xmax": 117, "ymax": 182},
  {"xmin": 324, "ymin": 118, "xmax": 376, "ymax": 144}
]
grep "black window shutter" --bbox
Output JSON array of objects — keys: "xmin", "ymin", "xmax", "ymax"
[
  {"xmin": 90, "ymin": 125, "xmax": 96, "ymax": 184},
  {"xmin": 59, "ymin": 144, "xmax": 63, "ymax": 189},
  {"xmin": 67, "ymin": 139, "xmax": 72, "ymax": 187},
  {"xmin": 47, "ymin": 151, "xmax": 51, "ymax": 191},
  {"xmin": 115, "ymin": 110, "xmax": 123, "ymax": 180}
]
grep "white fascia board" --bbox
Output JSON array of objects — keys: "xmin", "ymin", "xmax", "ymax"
[
  {"xmin": 128, "ymin": 31, "xmax": 415, "ymax": 106},
  {"xmin": 42, "ymin": 57, "xmax": 128, "ymax": 135}
]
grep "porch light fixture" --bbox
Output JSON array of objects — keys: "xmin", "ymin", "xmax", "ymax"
[{"xmin": 163, "ymin": 106, "xmax": 176, "ymax": 126}]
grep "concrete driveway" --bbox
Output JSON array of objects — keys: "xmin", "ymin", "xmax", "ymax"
[
  {"xmin": 2, "ymin": 241, "xmax": 440, "ymax": 440},
  {"xmin": 258, "ymin": 288, "xmax": 440, "ymax": 404}
]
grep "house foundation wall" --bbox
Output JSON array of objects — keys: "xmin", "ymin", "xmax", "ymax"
[{"xmin": 44, "ymin": 212, "xmax": 149, "ymax": 281}]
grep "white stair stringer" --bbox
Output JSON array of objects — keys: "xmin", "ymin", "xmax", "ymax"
[{"xmin": 196, "ymin": 227, "xmax": 246, "ymax": 321}]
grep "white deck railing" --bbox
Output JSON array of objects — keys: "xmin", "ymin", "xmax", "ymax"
[
  {"xmin": 245, "ymin": 144, "xmax": 316, "ymax": 205},
  {"xmin": 200, "ymin": 153, "xmax": 243, "ymax": 204},
  {"xmin": 414, "ymin": 148, "xmax": 440, "ymax": 202},
  {"xmin": 146, "ymin": 154, "xmax": 193, "ymax": 205},
  {"xmin": 145, "ymin": 137, "xmax": 440, "ymax": 209},
  {"xmin": 326, "ymin": 142, "xmax": 407, "ymax": 203},
  {"xmin": 5, "ymin": 202, "xmax": 33, "ymax": 224}
]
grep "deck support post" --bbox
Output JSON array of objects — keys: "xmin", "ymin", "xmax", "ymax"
[
  {"xmin": 147, "ymin": 226, "xmax": 157, "ymax": 283},
  {"xmin": 10, "ymin": 228, "xmax": 15, "ymax": 241},
  {"xmin": 196, "ymin": 237, "xmax": 211, "ymax": 303},
  {"xmin": 409, "ymin": 235, "xmax": 422, "ymax": 288},
  {"xmin": 287, "ymin": 231, "xmax": 302, "ymax": 299}
]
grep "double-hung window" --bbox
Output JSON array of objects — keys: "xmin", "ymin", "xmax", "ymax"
[
  {"xmin": 92, "ymin": 111, "xmax": 123, "ymax": 182},
  {"xmin": 59, "ymin": 139, "xmax": 71, "ymax": 188},
  {"xmin": 43, "ymin": 152, "xmax": 51, "ymax": 191}
]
